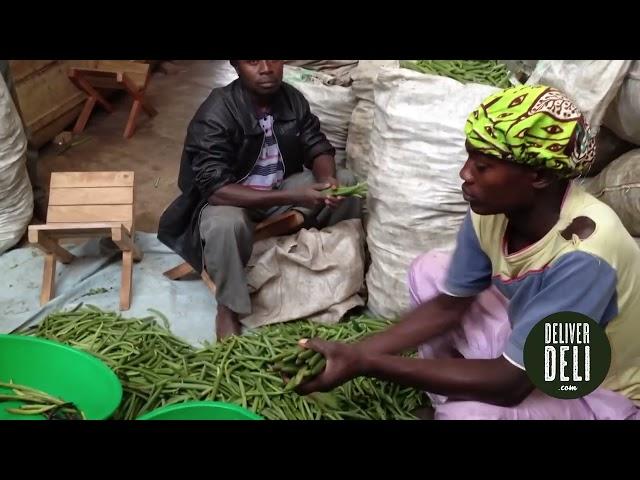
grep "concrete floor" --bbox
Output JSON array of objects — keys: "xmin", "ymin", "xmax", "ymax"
[{"xmin": 35, "ymin": 60, "xmax": 239, "ymax": 232}]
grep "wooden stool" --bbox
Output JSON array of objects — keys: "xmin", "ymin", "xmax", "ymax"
[
  {"xmin": 68, "ymin": 61, "xmax": 158, "ymax": 139},
  {"xmin": 28, "ymin": 171, "xmax": 143, "ymax": 310},
  {"xmin": 163, "ymin": 210, "xmax": 305, "ymax": 295}
]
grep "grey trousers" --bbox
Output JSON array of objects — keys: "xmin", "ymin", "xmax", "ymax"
[{"xmin": 199, "ymin": 168, "xmax": 362, "ymax": 315}]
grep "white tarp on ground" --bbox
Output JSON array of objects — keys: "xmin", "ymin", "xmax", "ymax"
[
  {"xmin": 0, "ymin": 233, "xmax": 217, "ymax": 347},
  {"xmin": 1, "ymin": 225, "xmax": 367, "ymax": 344}
]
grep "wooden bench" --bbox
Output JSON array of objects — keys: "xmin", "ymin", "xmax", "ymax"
[
  {"xmin": 68, "ymin": 60, "xmax": 157, "ymax": 139},
  {"xmin": 28, "ymin": 171, "xmax": 142, "ymax": 310}
]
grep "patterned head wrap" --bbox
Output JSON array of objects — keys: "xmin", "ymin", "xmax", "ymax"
[{"xmin": 464, "ymin": 85, "xmax": 597, "ymax": 178}]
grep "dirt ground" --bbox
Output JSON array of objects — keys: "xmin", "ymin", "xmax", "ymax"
[{"xmin": 33, "ymin": 60, "xmax": 237, "ymax": 233}]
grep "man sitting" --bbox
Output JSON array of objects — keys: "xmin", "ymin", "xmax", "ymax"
[{"xmin": 158, "ymin": 60, "xmax": 361, "ymax": 340}]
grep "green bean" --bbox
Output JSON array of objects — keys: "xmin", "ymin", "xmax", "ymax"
[
  {"xmin": 147, "ymin": 308, "xmax": 171, "ymax": 330},
  {"xmin": 127, "ymin": 394, "xmax": 144, "ymax": 420},
  {"xmin": 238, "ymin": 378, "xmax": 247, "ymax": 409},
  {"xmin": 166, "ymin": 382, "xmax": 211, "ymax": 390},
  {"xmin": 0, "ymin": 382, "xmax": 85, "ymax": 420},
  {"xmin": 139, "ymin": 381, "xmax": 167, "ymax": 415},
  {"xmin": 26, "ymin": 306, "xmax": 424, "ymax": 420},
  {"xmin": 322, "ymin": 182, "xmax": 368, "ymax": 198},
  {"xmin": 401, "ymin": 60, "xmax": 511, "ymax": 88}
]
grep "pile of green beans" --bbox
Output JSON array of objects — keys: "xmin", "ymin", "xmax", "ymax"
[
  {"xmin": 400, "ymin": 60, "xmax": 512, "ymax": 88},
  {"xmin": 323, "ymin": 182, "xmax": 368, "ymax": 198},
  {"xmin": 270, "ymin": 346, "xmax": 327, "ymax": 391},
  {"xmin": 25, "ymin": 305, "xmax": 425, "ymax": 420},
  {"xmin": 0, "ymin": 382, "xmax": 85, "ymax": 420}
]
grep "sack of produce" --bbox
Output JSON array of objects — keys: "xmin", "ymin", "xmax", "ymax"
[
  {"xmin": 365, "ymin": 67, "xmax": 499, "ymax": 318},
  {"xmin": 0, "ymin": 74, "xmax": 33, "ymax": 254},
  {"xmin": 579, "ymin": 149, "xmax": 640, "ymax": 236},
  {"xmin": 603, "ymin": 61, "xmax": 640, "ymax": 145},
  {"xmin": 526, "ymin": 60, "xmax": 631, "ymax": 131},
  {"xmin": 346, "ymin": 60, "xmax": 400, "ymax": 181},
  {"xmin": 284, "ymin": 66, "xmax": 356, "ymax": 168}
]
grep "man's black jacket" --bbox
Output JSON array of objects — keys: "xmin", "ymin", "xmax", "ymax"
[{"xmin": 157, "ymin": 79, "xmax": 335, "ymax": 271}]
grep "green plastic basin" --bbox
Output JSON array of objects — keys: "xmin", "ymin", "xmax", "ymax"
[
  {"xmin": 138, "ymin": 401, "xmax": 263, "ymax": 420},
  {"xmin": 0, "ymin": 334, "xmax": 122, "ymax": 420}
]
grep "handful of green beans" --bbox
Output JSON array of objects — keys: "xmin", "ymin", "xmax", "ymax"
[
  {"xmin": 400, "ymin": 60, "xmax": 512, "ymax": 88},
  {"xmin": 322, "ymin": 182, "xmax": 368, "ymax": 198},
  {"xmin": 24, "ymin": 306, "xmax": 425, "ymax": 420},
  {"xmin": 0, "ymin": 381, "xmax": 85, "ymax": 420},
  {"xmin": 270, "ymin": 346, "xmax": 326, "ymax": 391}
]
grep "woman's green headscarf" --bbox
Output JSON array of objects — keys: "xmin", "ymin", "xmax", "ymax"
[{"xmin": 464, "ymin": 85, "xmax": 597, "ymax": 178}]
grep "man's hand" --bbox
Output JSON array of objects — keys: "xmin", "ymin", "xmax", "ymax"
[
  {"xmin": 317, "ymin": 176, "xmax": 344, "ymax": 209},
  {"xmin": 295, "ymin": 338, "xmax": 365, "ymax": 394},
  {"xmin": 318, "ymin": 176, "xmax": 338, "ymax": 189},
  {"xmin": 288, "ymin": 183, "xmax": 331, "ymax": 209}
]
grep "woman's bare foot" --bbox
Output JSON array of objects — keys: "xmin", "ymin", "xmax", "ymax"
[{"xmin": 216, "ymin": 304, "xmax": 242, "ymax": 340}]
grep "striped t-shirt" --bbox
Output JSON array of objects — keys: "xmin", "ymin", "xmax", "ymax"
[{"xmin": 241, "ymin": 114, "xmax": 284, "ymax": 190}]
